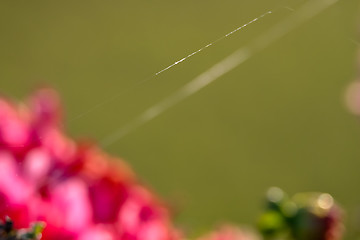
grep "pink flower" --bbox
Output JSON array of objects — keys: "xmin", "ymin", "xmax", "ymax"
[{"xmin": 0, "ymin": 89, "xmax": 179, "ymax": 240}]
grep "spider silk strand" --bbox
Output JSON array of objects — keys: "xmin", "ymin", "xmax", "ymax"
[{"xmin": 101, "ymin": 0, "xmax": 339, "ymax": 147}]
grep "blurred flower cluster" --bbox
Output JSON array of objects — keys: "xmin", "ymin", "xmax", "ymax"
[
  {"xmin": 0, "ymin": 89, "xmax": 179, "ymax": 240},
  {"xmin": 0, "ymin": 90, "xmax": 348, "ymax": 240}
]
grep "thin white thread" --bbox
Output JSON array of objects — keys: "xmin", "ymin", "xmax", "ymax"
[
  {"xmin": 155, "ymin": 11, "xmax": 272, "ymax": 76},
  {"xmin": 68, "ymin": 11, "xmax": 272, "ymax": 123},
  {"xmin": 101, "ymin": 0, "xmax": 340, "ymax": 147},
  {"xmin": 281, "ymin": 6, "xmax": 295, "ymax": 12}
]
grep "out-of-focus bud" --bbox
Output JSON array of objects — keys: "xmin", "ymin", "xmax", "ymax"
[
  {"xmin": 258, "ymin": 187, "xmax": 288, "ymax": 238},
  {"xmin": 28, "ymin": 88, "xmax": 62, "ymax": 129},
  {"xmin": 258, "ymin": 188, "xmax": 343, "ymax": 240},
  {"xmin": 345, "ymin": 80, "xmax": 360, "ymax": 116},
  {"xmin": 197, "ymin": 225, "xmax": 261, "ymax": 240},
  {"xmin": 345, "ymin": 44, "xmax": 360, "ymax": 116},
  {"xmin": 290, "ymin": 192, "xmax": 343, "ymax": 240},
  {"xmin": 258, "ymin": 210, "xmax": 286, "ymax": 238}
]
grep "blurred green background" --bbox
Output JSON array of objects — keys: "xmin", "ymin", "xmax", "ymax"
[{"xmin": 0, "ymin": 0, "xmax": 360, "ymax": 238}]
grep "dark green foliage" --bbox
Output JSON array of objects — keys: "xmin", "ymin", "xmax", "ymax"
[{"xmin": 0, "ymin": 218, "xmax": 44, "ymax": 240}]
